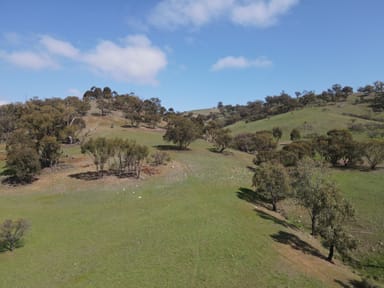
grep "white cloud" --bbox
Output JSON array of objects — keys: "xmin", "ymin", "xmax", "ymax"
[
  {"xmin": 149, "ymin": 0, "xmax": 299, "ymax": 29},
  {"xmin": 231, "ymin": 0, "xmax": 299, "ymax": 27},
  {"xmin": 0, "ymin": 50, "xmax": 58, "ymax": 70},
  {"xmin": 149, "ymin": 0, "xmax": 234, "ymax": 28},
  {"xmin": 82, "ymin": 35, "xmax": 167, "ymax": 84},
  {"xmin": 0, "ymin": 100, "xmax": 9, "ymax": 106},
  {"xmin": 124, "ymin": 34, "xmax": 151, "ymax": 47},
  {"xmin": 40, "ymin": 35, "xmax": 79, "ymax": 59},
  {"xmin": 211, "ymin": 56, "xmax": 272, "ymax": 71},
  {"xmin": 0, "ymin": 34, "xmax": 167, "ymax": 85}
]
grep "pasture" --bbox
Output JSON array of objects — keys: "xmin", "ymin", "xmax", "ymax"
[{"xmin": 0, "ymin": 120, "xmax": 363, "ymax": 287}]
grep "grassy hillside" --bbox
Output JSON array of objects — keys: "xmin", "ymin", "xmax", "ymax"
[
  {"xmin": 228, "ymin": 102, "xmax": 381, "ymax": 141},
  {"xmin": 334, "ymin": 170, "xmax": 384, "ymax": 279},
  {"xmin": 226, "ymin": 100, "xmax": 384, "ymax": 283},
  {"xmin": 0, "ymin": 116, "xmax": 363, "ymax": 287}
]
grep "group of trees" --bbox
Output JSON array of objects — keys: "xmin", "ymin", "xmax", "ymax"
[
  {"xmin": 212, "ymin": 81, "xmax": 384, "ymax": 127},
  {"xmin": 83, "ymin": 86, "xmax": 167, "ymax": 128},
  {"xmin": 1, "ymin": 97, "xmax": 89, "ymax": 183},
  {"xmin": 314, "ymin": 130, "xmax": 384, "ymax": 169},
  {"xmin": 213, "ymin": 83, "xmax": 356, "ymax": 126},
  {"xmin": 162, "ymin": 113, "xmax": 384, "ymax": 173},
  {"xmin": 357, "ymin": 80, "xmax": 384, "ymax": 112},
  {"xmin": 0, "ymin": 86, "xmax": 169, "ymax": 183},
  {"xmin": 81, "ymin": 137, "xmax": 149, "ymax": 178},
  {"xmin": 252, "ymin": 157, "xmax": 357, "ymax": 262},
  {"xmin": 161, "ymin": 115, "xmax": 234, "ymax": 153},
  {"xmin": 237, "ymin": 127, "xmax": 384, "ymax": 170},
  {"xmin": 246, "ymin": 127, "xmax": 384, "ymax": 262}
]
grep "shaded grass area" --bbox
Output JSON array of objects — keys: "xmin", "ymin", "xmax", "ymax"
[{"xmin": 271, "ymin": 231, "xmax": 326, "ymax": 261}]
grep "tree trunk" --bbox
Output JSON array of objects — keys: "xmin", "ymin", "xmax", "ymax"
[
  {"xmin": 272, "ymin": 201, "xmax": 277, "ymax": 212},
  {"xmin": 327, "ymin": 244, "xmax": 334, "ymax": 262},
  {"xmin": 311, "ymin": 215, "xmax": 317, "ymax": 237}
]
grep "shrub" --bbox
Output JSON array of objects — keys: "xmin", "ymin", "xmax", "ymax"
[
  {"xmin": 5, "ymin": 130, "xmax": 41, "ymax": 183},
  {"xmin": 151, "ymin": 151, "xmax": 171, "ymax": 166},
  {"xmin": 290, "ymin": 128, "xmax": 301, "ymax": 141},
  {"xmin": 281, "ymin": 140, "xmax": 314, "ymax": 166},
  {"xmin": 232, "ymin": 131, "xmax": 276, "ymax": 154},
  {"xmin": 0, "ymin": 219, "xmax": 30, "ymax": 252}
]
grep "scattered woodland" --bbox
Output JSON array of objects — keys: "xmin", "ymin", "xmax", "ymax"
[{"xmin": 0, "ymin": 81, "xmax": 384, "ymax": 287}]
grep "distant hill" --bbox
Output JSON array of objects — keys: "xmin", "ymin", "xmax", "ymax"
[
  {"xmin": 228, "ymin": 102, "xmax": 381, "ymax": 141},
  {"xmin": 189, "ymin": 107, "xmax": 219, "ymax": 116},
  {"xmin": 204, "ymin": 94, "xmax": 384, "ymax": 141}
]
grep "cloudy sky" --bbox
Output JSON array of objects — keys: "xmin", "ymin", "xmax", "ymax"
[{"xmin": 0, "ymin": 0, "xmax": 383, "ymax": 110}]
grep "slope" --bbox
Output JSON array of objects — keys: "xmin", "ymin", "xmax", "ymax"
[
  {"xmin": 228, "ymin": 102, "xmax": 380, "ymax": 141},
  {"xmin": 0, "ymin": 116, "xmax": 361, "ymax": 287}
]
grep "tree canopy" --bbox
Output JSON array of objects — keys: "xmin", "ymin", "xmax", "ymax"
[
  {"xmin": 252, "ymin": 162, "xmax": 291, "ymax": 212},
  {"xmin": 163, "ymin": 115, "xmax": 201, "ymax": 149}
]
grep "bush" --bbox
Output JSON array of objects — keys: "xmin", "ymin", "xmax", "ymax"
[
  {"xmin": 232, "ymin": 131, "xmax": 276, "ymax": 154},
  {"xmin": 163, "ymin": 116, "xmax": 201, "ymax": 149},
  {"xmin": 5, "ymin": 130, "xmax": 41, "ymax": 183},
  {"xmin": 253, "ymin": 150, "xmax": 279, "ymax": 166},
  {"xmin": 290, "ymin": 128, "xmax": 301, "ymax": 141},
  {"xmin": 0, "ymin": 219, "xmax": 30, "ymax": 251},
  {"xmin": 39, "ymin": 136, "xmax": 62, "ymax": 168},
  {"xmin": 281, "ymin": 140, "xmax": 314, "ymax": 166},
  {"xmin": 5, "ymin": 147, "xmax": 41, "ymax": 183},
  {"xmin": 151, "ymin": 151, "xmax": 171, "ymax": 166}
]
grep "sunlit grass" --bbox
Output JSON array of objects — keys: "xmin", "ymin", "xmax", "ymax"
[{"xmin": 0, "ymin": 128, "xmax": 326, "ymax": 287}]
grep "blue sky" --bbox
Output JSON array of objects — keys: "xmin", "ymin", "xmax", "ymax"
[{"xmin": 0, "ymin": 0, "xmax": 383, "ymax": 111}]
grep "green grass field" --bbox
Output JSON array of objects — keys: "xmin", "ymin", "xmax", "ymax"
[
  {"xmin": 1, "ymin": 106, "xmax": 383, "ymax": 287},
  {"xmin": 0, "ymin": 123, "xmax": 354, "ymax": 288}
]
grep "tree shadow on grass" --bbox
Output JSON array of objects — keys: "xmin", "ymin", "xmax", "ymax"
[
  {"xmin": 334, "ymin": 279, "xmax": 351, "ymax": 288},
  {"xmin": 153, "ymin": 145, "xmax": 190, "ymax": 151},
  {"xmin": 236, "ymin": 188, "xmax": 298, "ymax": 230},
  {"xmin": 68, "ymin": 171, "xmax": 102, "ymax": 181},
  {"xmin": 68, "ymin": 170, "xmax": 143, "ymax": 181},
  {"xmin": 334, "ymin": 279, "xmax": 381, "ymax": 288},
  {"xmin": 121, "ymin": 124, "xmax": 137, "ymax": 128},
  {"xmin": 1, "ymin": 176, "xmax": 38, "ymax": 186},
  {"xmin": 236, "ymin": 187, "xmax": 271, "ymax": 210},
  {"xmin": 207, "ymin": 148, "xmax": 234, "ymax": 155},
  {"xmin": 255, "ymin": 209, "xmax": 298, "ymax": 231},
  {"xmin": 271, "ymin": 230, "xmax": 326, "ymax": 260}
]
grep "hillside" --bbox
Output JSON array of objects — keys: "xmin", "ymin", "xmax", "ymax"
[
  {"xmin": 228, "ymin": 97, "xmax": 382, "ymax": 141},
  {"xmin": 0, "ymin": 97, "xmax": 383, "ymax": 287},
  {"xmin": 225, "ymin": 99, "xmax": 384, "ymax": 282}
]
